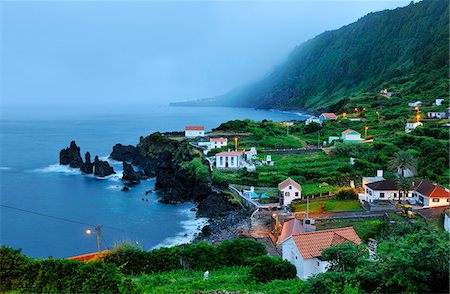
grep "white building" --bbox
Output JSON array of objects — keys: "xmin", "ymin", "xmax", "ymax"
[
  {"xmin": 405, "ymin": 121, "xmax": 423, "ymax": 133},
  {"xmin": 305, "ymin": 116, "xmax": 321, "ymax": 125},
  {"xmin": 185, "ymin": 126, "xmax": 205, "ymax": 138},
  {"xmin": 215, "ymin": 151, "xmax": 243, "ymax": 169},
  {"xmin": 210, "ymin": 137, "xmax": 227, "ymax": 149},
  {"xmin": 435, "ymin": 98, "xmax": 445, "ymax": 106},
  {"xmin": 364, "ymin": 179, "xmax": 450, "ymax": 207},
  {"xmin": 341, "ymin": 129, "xmax": 363, "ymax": 143},
  {"xmin": 408, "ymin": 101, "xmax": 422, "ymax": 107},
  {"xmin": 280, "ymin": 227, "xmax": 361, "ymax": 280},
  {"xmin": 278, "ymin": 178, "xmax": 302, "ymax": 207},
  {"xmin": 245, "ymin": 147, "xmax": 257, "ymax": 161},
  {"xmin": 427, "ymin": 111, "xmax": 447, "ymax": 119},
  {"xmin": 319, "ymin": 113, "xmax": 337, "ymax": 123}
]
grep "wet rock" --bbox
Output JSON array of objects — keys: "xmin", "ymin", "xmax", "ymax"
[
  {"xmin": 201, "ymin": 225, "xmax": 212, "ymax": 236},
  {"xmin": 59, "ymin": 141, "xmax": 83, "ymax": 168},
  {"xmin": 80, "ymin": 152, "xmax": 94, "ymax": 174},
  {"xmin": 145, "ymin": 190, "xmax": 153, "ymax": 195},
  {"xmin": 122, "ymin": 162, "xmax": 142, "ymax": 183},
  {"xmin": 122, "ymin": 186, "xmax": 130, "ymax": 192},
  {"xmin": 93, "ymin": 156, "xmax": 115, "ymax": 177},
  {"xmin": 110, "ymin": 144, "xmax": 139, "ymax": 163}
]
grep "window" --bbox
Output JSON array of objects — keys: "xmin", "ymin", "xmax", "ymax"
[
  {"xmin": 230, "ymin": 157, "xmax": 234, "ymax": 165},
  {"xmin": 295, "ymin": 192, "xmax": 299, "ymax": 197},
  {"xmin": 219, "ymin": 157, "xmax": 223, "ymax": 165},
  {"xmin": 317, "ymin": 261, "xmax": 320, "ymax": 266},
  {"xmin": 447, "ymin": 199, "xmax": 449, "ymax": 202},
  {"xmin": 380, "ymin": 192, "xmax": 385, "ymax": 198},
  {"xmin": 289, "ymin": 186, "xmax": 292, "ymax": 190},
  {"xmin": 285, "ymin": 192, "xmax": 290, "ymax": 197},
  {"xmin": 433, "ymin": 199, "xmax": 440, "ymax": 203}
]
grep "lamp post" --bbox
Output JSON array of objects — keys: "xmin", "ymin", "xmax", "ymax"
[
  {"xmin": 416, "ymin": 114, "xmax": 420, "ymax": 123},
  {"xmin": 86, "ymin": 224, "xmax": 102, "ymax": 255},
  {"xmin": 376, "ymin": 111, "xmax": 380, "ymax": 122},
  {"xmin": 234, "ymin": 137, "xmax": 238, "ymax": 151},
  {"xmin": 342, "ymin": 112, "xmax": 347, "ymax": 119},
  {"xmin": 354, "ymin": 108, "xmax": 358, "ymax": 113},
  {"xmin": 364, "ymin": 126, "xmax": 369, "ymax": 141}
]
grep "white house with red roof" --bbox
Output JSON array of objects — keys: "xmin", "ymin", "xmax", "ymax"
[
  {"xmin": 210, "ymin": 137, "xmax": 228, "ymax": 149},
  {"xmin": 319, "ymin": 113, "xmax": 337, "ymax": 124},
  {"xmin": 364, "ymin": 179, "xmax": 449, "ymax": 207},
  {"xmin": 280, "ymin": 227, "xmax": 361, "ymax": 280},
  {"xmin": 215, "ymin": 150, "xmax": 243, "ymax": 169},
  {"xmin": 185, "ymin": 126, "xmax": 205, "ymax": 138},
  {"xmin": 341, "ymin": 129, "xmax": 363, "ymax": 143},
  {"xmin": 278, "ymin": 178, "xmax": 302, "ymax": 207}
]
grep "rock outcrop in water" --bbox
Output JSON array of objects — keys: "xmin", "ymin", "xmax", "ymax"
[
  {"xmin": 110, "ymin": 144, "xmax": 140, "ymax": 163},
  {"xmin": 93, "ymin": 156, "xmax": 115, "ymax": 177},
  {"xmin": 122, "ymin": 162, "xmax": 144, "ymax": 184},
  {"xmin": 59, "ymin": 141, "xmax": 83, "ymax": 168},
  {"xmin": 80, "ymin": 152, "xmax": 94, "ymax": 174}
]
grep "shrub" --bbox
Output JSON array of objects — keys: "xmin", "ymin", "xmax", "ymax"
[
  {"xmin": 248, "ymin": 256, "xmax": 297, "ymax": 283},
  {"xmin": 217, "ymin": 239, "xmax": 266, "ymax": 267},
  {"xmin": 182, "ymin": 242, "xmax": 217, "ymax": 270},
  {"xmin": 335, "ymin": 187, "xmax": 358, "ymax": 200}
]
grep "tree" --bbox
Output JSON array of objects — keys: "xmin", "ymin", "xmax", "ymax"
[{"xmin": 388, "ymin": 151, "xmax": 418, "ymax": 203}]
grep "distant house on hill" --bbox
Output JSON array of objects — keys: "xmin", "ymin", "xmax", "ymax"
[
  {"xmin": 379, "ymin": 89, "xmax": 394, "ymax": 98},
  {"xmin": 185, "ymin": 126, "xmax": 205, "ymax": 138},
  {"xmin": 280, "ymin": 227, "xmax": 361, "ymax": 280},
  {"xmin": 363, "ymin": 179, "xmax": 450, "ymax": 207},
  {"xmin": 405, "ymin": 121, "xmax": 423, "ymax": 133},
  {"xmin": 319, "ymin": 113, "xmax": 337, "ymax": 123},
  {"xmin": 435, "ymin": 98, "xmax": 445, "ymax": 106},
  {"xmin": 305, "ymin": 116, "xmax": 321, "ymax": 125},
  {"xmin": 427, "ymin": 111, "xmax": 447, "ymax": 119},
  {"xmin": 210, "ymin": 137, "xmax": 228, "ymax": 149},
  {"xmin": 278, "ymin": 178, "xmax": 302, "ymax": 207},
  {"xmin": 408, "ymin": 101, "xmax": 422, "ymax": 107},
  {"xmin": 341, "ymin": 129, "xmax": 363, "ymax": 143}
]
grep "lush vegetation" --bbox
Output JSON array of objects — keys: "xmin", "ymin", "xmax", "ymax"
[
  {"xmin": 193, "ymin": 0, "xmax": 448, "ymax": 113},
  {"xmin": 291, "ymin": 198, "xmax": 363, "ymax": 213}
]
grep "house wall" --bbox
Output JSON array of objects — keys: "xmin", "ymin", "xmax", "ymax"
[
  {"xmin": 215, "ymin": 155, "xmax": 240, "ymax": 168},
  {"xmin": 280, "ymin": 186, "xmax": 302, "ymax": 206},
  {"xmin": 365, "ymin": 188, "xmax": 406, "ymax": 202},
  {"xmin": 342, "ymin": 134, "xmax": 361, "ymax": 141},
  {"xmin": 211, "ymin": 141, "xmax": 227, "ymax": 149},
  {"xmin": 185, "ymin": 130, "xmax": 205, "ymax": 137}
]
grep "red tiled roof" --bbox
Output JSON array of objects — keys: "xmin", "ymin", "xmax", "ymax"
[
  {"xmin": 291, "ymin": 227, "xmax": 361, "ymax": 259},
  {"xmin": 342, "ymin": 129, "xmax": 360, "ymax": 135},
  {"xmin": 215, "ymin": 151, "xmax": 242, "ymax": 156},
  {"xmin": 278, "ymin": 177, "xmax": 301, "ymax": 191},
  {"xmin": 414, "ymin": 180, "xmax": 450, "ymax": 198},
  {"xmin": 320, "ymin": 113, "xmax": 337, "ymax": 119},
  {"xmin": 278, "ymin": 218, "xmax": 305, "ymax": 244},
  {"xmin": 211, "ymin": 137, "xmax": 227, "ymax": 142},
  {"xmin": 185, "ymin": 126, "xmax": 204, "ymax": 131}
]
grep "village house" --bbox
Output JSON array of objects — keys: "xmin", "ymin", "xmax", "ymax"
[
  {"xmin": 427, "ymin": 111, "xmax": 447, "ymax": 119},
  {"xmin": 210, "ymin": 137, "xmax": 227, "ymax": 149},
  {"xmin": 280, "ymin": 227, "xmax": 361, "ymax": 280},
  {"xmin": 408, "ymin": 101, "xmax": 422, "ymax": 107},
  {"xmin": 319, "ymin": 113, "xmax": 337, "ymax": 124},
  {"xmin": 244, "ymin": 147, "xmax": 257, "ymax": 161},
  {"xmin": 341, "ymin": 129, "xmax": 363, "ymax": 143},
  {"xmin": 215, "ymin": 150, "xmax": 243, "ymax": 169},
  {"xmin": 185, "ymin": 126, "xmax": 205, "ymax": 138},
  {"xmin": 379, "ymin": 89, "xmax": 394, "ymax": 98},
  {"xmin": 434, "ymin": 98, "xmax": 445, "ymax": 106},
  {"xmin": 305, "ymin": 116, "xmax": 321, "ymax": 125},
  {"xmin": 278, "ymin": 178, "xmax": 302, "ymax": 207},
  {"xmin": 405, "ymin": 121, "xmax": 423, "ymax": 133},
  {"xmin": 363, "ymin": 179, "xmax": 450, "ymax": 207}
]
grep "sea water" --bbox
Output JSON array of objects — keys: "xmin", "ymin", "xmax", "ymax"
[{"xmin": 0, "ymin": 105, "xmax": 307, "ymax": 258}]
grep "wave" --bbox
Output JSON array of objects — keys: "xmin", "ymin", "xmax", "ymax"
[
  {"xmin": 152, "ymin": 207, "xmax": 208, "ymax": 249},
  {"xmin": 106, "ymin": 184, "xmax": 126, "ymax": 191},
  {"xmin": 0, "ymin": 166, "xmax": 11, "ymax": 170},
  {"xmin": 32, "ymin": 164, "xmax": 82, "ymax": 175}
]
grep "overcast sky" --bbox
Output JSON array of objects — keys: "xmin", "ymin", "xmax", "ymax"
[{"xmin": 1, "ymin": 0, "xmax": 410, "ymax": 110}]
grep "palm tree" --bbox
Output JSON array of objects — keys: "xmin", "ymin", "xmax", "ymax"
[{"xmin": 388, "ymin": 151, "xmax": 418, "ymax": 203}]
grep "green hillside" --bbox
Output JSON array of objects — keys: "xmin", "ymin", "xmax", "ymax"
[{"xmin": 178, "ymin": 0, "xmax": 449, "ymax": 112}]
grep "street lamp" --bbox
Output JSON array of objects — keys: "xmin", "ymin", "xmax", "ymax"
[
  {"xmin": 354, "ymin": 108, "xmax": 358, "ymax": 113},
  {"xmin": 364, "ymin": 126, "xmax": 369, "ymax": 140},
  {"xmin": 416, "ymin": 114, "xmax": 420, "ymax": 122},
  {"xmin": 342, "ymin": 112, "xmax": 347, "ymax": 118},
  {"xmin": 85, "ymin": 224, "xmax": 102, "ymax": 255},
  {"xmin": 376, "ymin": 111, "xmax": 380, "ymax": 121},
  {"xmin": 234, "ymin": 137, "xmax": 238, "ymax": 151}
]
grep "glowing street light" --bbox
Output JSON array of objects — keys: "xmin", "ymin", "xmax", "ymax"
[
  {"xmin": 364, "ymin": 126, "xmax": 369, "ymax": 140},
  {"xmin": 354, "ymin": 108, "xmax": 358, "ymax": 112},
  {"xmin": 85, "ymin": 224, "xmax": 102, "ymax": 255},
  {"xmin": 376, "ymin": 111, "xmax": 380, "ymax": 122},
  {"xmin": 234, "ymin": 137, "xmax": 238, "ymax": 151},
  {"xmin": 342, "ymin": 112, "xmax": 347, "ymax": 118},
  {"xmin": 85, "ymin": 229, "xmax": 92, "ymax": 235},
  {"xmin": 363, "ymin": 107, "xmax": 366, "ymax": 111},
  {"xmin": 416, "ymin": 114, "xmax": 420, "ymax": 122}
]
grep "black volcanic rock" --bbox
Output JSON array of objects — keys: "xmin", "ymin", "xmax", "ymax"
[
  {"xmin": 197, "ymin": 192, "xmax": 239, "ymax": 218},
  {"xmin": 80, "ymin": 152, "xmax": 94, "ymax": 174},
  {"xmin": 122, "ymin": 162, "xmax": 142, "ymax": 183},
  {"xmin": 59, "ymin": 141, "xmax": 83, "ymax": 168},
  {"xmin": 93, "ymin": 156, "xmax": 115, "ymax": 177},
  {"xmin": 110, "ymin": 144, "xmax": 139, "ymax": 163}
]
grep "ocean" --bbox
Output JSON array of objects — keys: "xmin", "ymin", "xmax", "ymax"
[{"xmin": 0, "ymin": 105, "xmax": 307, "ymax": 258}]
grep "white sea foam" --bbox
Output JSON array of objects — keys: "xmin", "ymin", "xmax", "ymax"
[
  {"xmin": 99, "ymin": 156, "xmax": 121, "ymax": 165},
  {"xmin": 0, "ymin": 166, "xmax": 11, "ymax": 170},
  {"xmin": 32, "ymin": 164, "xmax": 82, "ymax": 175},
  {"xmin": 106, "ymin": 184, "xmax": 125, "ymax": 190},
  {"xmin": 152, "ymin": 208, "xmax": 208, "ymax": 249},
  {"xmin": 97, "ymin": 172, "xmax": 123, "ymax": 182}
]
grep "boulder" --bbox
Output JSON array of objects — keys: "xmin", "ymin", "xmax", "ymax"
[
  {"xmin": 110, "ymin": 144, "xmax": 139, "ymax": 163},
  {"xmin": 93, "ymin": 156, "xmax": 115, "ymax": 177},
  {"xmin": 80, "ymin": 152, "xmax": 93, "ymax": 174},
  {"xmin": 201, "ymin": 225, "xmax": 212, "ymax": 236},
  {"xmin": 122, "ymin": 162, "xmax": 141, "ymax": 183},
  {"xmin": 59, "ymin": 141, "xmax": 83, "ymax": 168},
  {"xmin": 122, "ymin": 186, "xmax": 130, "ymax": 192}
]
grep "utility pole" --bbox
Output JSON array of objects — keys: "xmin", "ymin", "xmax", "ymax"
[
  {"xmin": 97, "ymin": 224, "xmax": 101, "ymax": 254},
  {"xmin": 317, "ymin": 131, "xmax": 320, "ymax": 149}
]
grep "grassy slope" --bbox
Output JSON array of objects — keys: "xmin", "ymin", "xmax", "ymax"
[{"xmin": 291, "ymin": 199, "xmax": 363, "ymax": 213}]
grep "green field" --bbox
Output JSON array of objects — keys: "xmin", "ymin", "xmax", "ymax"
[
  {"xmin": 316, "ymin": 218, "xmax": 387, "ymax": 242},
  {"xmin": 291, "ymin": 199, "xmax": 363, "ymax": 213},
  {"xmin": 134, "ymin": 267, "xmax": 305, "ymax": 294}
]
